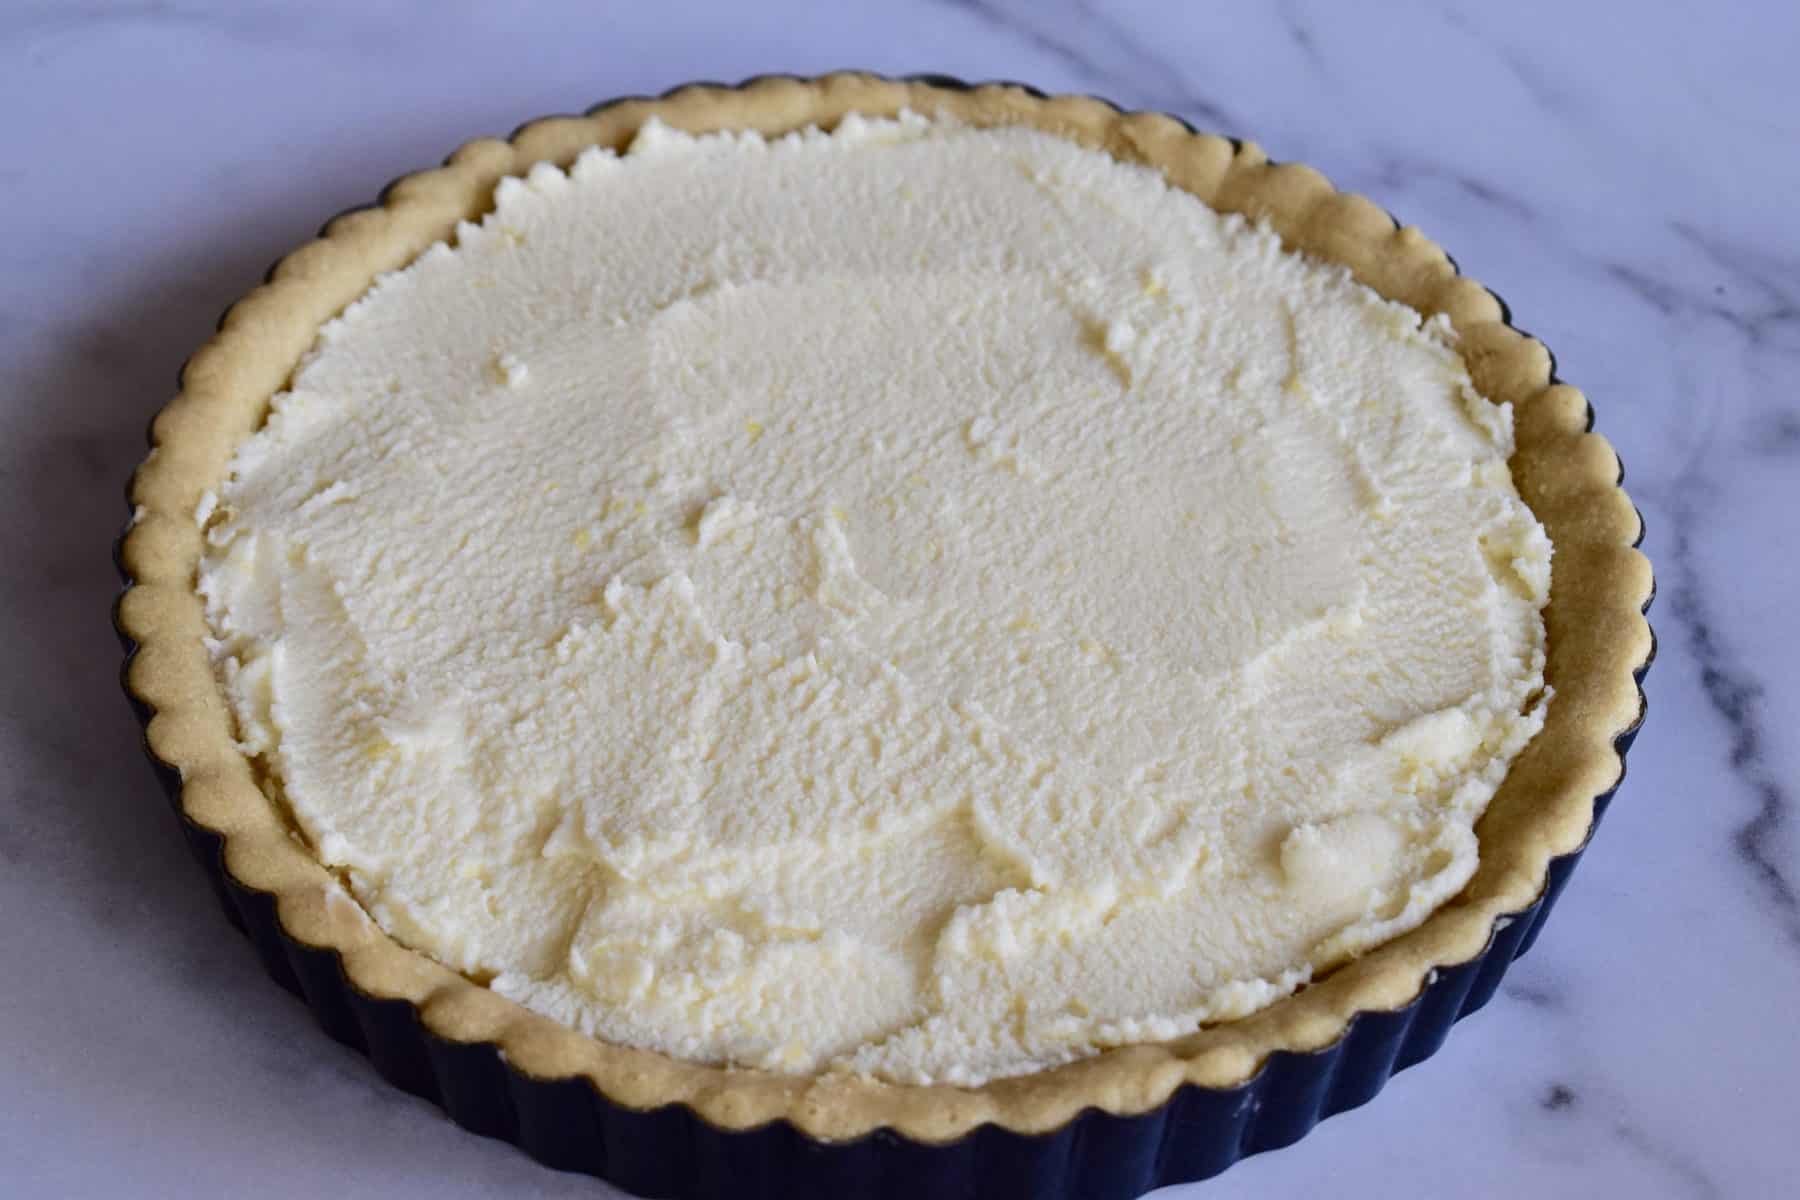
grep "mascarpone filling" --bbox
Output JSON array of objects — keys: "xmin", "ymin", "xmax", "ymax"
[{"xmin": 197, "ymin": 113, "xmax": 1551, "ymax": 1085}]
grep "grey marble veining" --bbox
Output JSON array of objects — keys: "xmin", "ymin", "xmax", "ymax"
[{"xmin": 3, "ymin": 1, "xmax": 1796, "ymax": 1196}]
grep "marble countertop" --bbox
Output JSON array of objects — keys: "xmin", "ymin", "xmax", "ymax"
[{"xmin": 4, "ymin": 1, "xmax": 1795, "ymax": 1195}]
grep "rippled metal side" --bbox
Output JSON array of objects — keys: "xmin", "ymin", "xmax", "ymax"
[
  {"xmin": 111, "ymin": 508, "xmax": 1651, "ymax": 1200},
  {"xmin": 104, "ymin": 708, "xmax": 1645, "ymax": 1200}
]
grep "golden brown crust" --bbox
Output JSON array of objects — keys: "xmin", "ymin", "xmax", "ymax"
[{"xmin": 118, "ymin": 73, "xmax": 1653, "ymax": 1143}]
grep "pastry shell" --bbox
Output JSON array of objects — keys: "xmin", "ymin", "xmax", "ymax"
[{"xmin": 115, "ymin": 73, "xmax": 1653, "ymax": 1196}]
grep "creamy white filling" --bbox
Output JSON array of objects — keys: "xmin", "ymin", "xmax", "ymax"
[{"xmin": 198, "ymin": 113, "xmax": 1551, "ymax": 1085}]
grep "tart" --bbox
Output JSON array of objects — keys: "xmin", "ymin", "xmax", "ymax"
[{"xmin": 116, "ymin": 73, "xmax": 1653, "ymax": 1198}]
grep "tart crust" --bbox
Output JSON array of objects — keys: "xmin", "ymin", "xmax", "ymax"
[{"xmin": 117, "ymin": 73, "xmax": 1652, "ymax": 1144}]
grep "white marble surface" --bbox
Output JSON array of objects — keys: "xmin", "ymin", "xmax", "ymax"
[{"xmin": 3, "ymin": 0, "xmax": 1796, "ymax": 1195}]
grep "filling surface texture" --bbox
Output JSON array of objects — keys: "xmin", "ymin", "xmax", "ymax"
[{"xmin": 198, "ymin": 113, "xmax": 1551, "ymax": 1085}]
